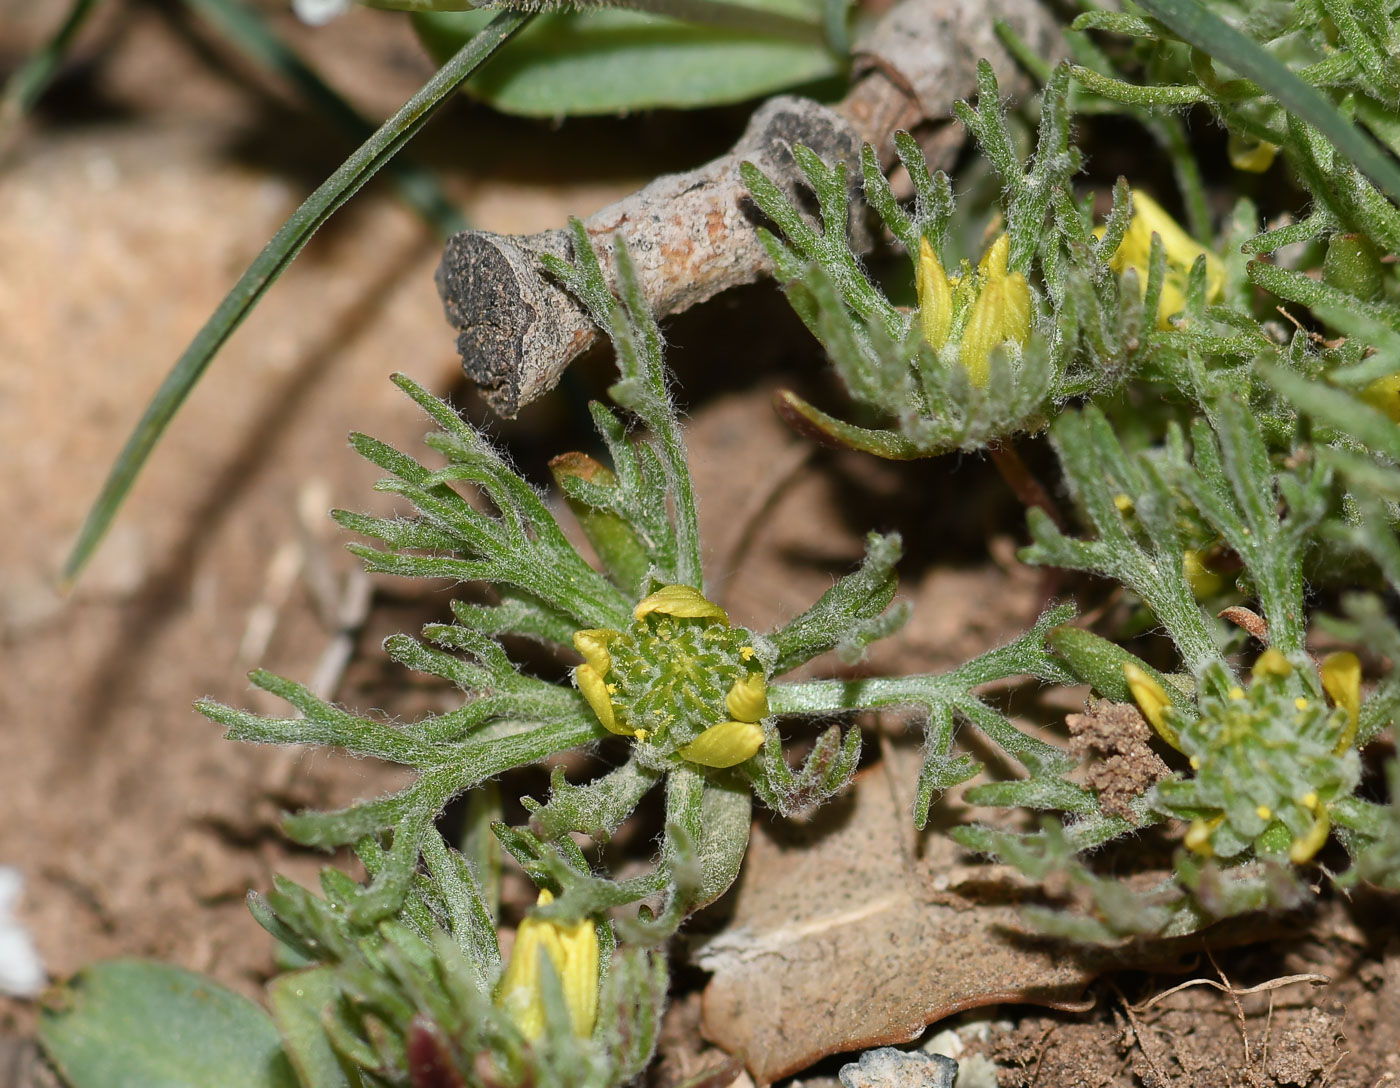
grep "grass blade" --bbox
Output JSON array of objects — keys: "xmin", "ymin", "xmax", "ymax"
[
  {"xmin": 182, "ymin": 0, "xmax": 466, "ymax": 237},
  {"xmin": 0, "ymin": 0, "xmax": 106, "ymax": 148},
  {"xmin": 1134, "ymin": 0, "xmax": 1400, "ymax": 206},
  {"xmin": 61, "ymin": 10, "xmax": 529, "ymax": 586}
]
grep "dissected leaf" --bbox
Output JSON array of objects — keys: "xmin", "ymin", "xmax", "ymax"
[{"xmin": 695, "ymin": 757, "xmax": 1108, "ymax": 1082}]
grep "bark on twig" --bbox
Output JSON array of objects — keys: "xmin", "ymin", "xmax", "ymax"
[{"xmin": 436, "ymin": 0, "xmax": 1064, "ymax": 416}]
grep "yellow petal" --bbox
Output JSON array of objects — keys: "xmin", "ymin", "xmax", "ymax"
[
  {"xmin": 498, "ymin": 889, "xmax": 599, "ymax": 1040},
  {"xmin": 977, "ymin": 232, "xmax": 1011, "ymax": 279},
  {"xmin": 917, "ymin": 237, "xmax": 953, "ymax": 351},
  {"xmin": 959, "ymin": 279, "xmax": 1000, "ymax": 388},
  {"xmin": 1251, "ymin": 648, "xmax": 1292, "ymax": 680},
  {"xmin": 633, "ymin": 584, "xmax": 728, "ymax": 623},
  {"xmin": 725, "ymin": 672, "xmax": 769, "ymax": 723},
  {"xmin": 1122, "ymin": 662, "xmax": 1182, "ymax": 751},
  {"xmin": 1109, "ymin": 191, "xmax": 1224, "ymax": 325},
  {"xmin": 1002, "ymin": 271, "xmax": 1032, "ymax": 346},
  {"xmin": 572, "ymin": 628, "xmax": 616, "ymax": 675},
  {"xmin": 1288, "ymin": 806, "xmax": 1330, "ymax": 865},
  {"xmin": 1321, "ymin": 651, "xmax": 1361, "ymax": 752},
  {"xmin": 576, "ymin": 664, "xmax": 629, "ymax": 736},
  {"xmin": 1362, "ymin": 374, "xmax": 1400, "ymax": 422},
  {"xmin": 677, "ymin": 720, "xmax": 764, "ymax": 768},
  {"xmin": 1184, "ymin": 817, "xmax": 1216, "ymax": 857},
  {"xmin": 1182, "ymin": 548, "xmax": 1226, "ymax": 598},
  {"xmin": 1228, "ymin": 131, "xmax": 1277, "ymax": 173}
]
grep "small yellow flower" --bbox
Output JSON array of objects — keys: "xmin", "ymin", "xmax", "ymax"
[
  {"xmin": 497, "ymin": 889, "xmax": 599, "ymax": 1041},
  {"xmin": 1122, "ymin": 662, "xmax": 1182, "ymax": 751},
  {"xmin": 1101, "ymin": 191, "xmax": 1224, "ymax": 327},
  {"xmin": 916, "ymin": 233, "xmax": 1031, "ymax": 387},
  {"xmin": 1321, "ymin": 651, "xmax": 1361, "ymax": 753}
]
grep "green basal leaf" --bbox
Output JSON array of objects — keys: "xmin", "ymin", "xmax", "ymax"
[
  {"xmin": 412, "ymin": 6, "xmax": 844, "ymax": 117},
  {"xmin": 40, "ymin": 960, "xmax": 298, "ymax": 1088}
]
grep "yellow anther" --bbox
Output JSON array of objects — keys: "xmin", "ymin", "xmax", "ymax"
[
  {"xmin": 1301, "ymin": 791, "xmax": 1319, "ymax": 811},
  {"xmin": 497, "ymin": 889, "xmax": 599, "ymax": 1041},
  {"xmin": 1295, "ymin": 697, "xmax": 1309, "ymax": 711},
  {"xmin": 1321, "ymin": 651, "xmax": 1362, "ymax": 753},
  {"xmin": 740, "ymin": 646, "xmax": 755, "ymax": 661},
  {"xmin": 1255, "ymin": 805, "xmax": 1272, "ymax": 821},
  {"xmin": 633, "ymin": 584, "xmax": 728, "ymax": 623},
  {"xmin": 1122, "ymin": 662, "xmax": 1182, "ymax": 751},
  {"xmin": 1228, "ymin": 686, "xmax": 1246, "ymax": 700},
  {"xmin": 1113, "ymin": 494, "xmax": 1134, "ymax": 513},
  {"xmin": 1189, "ymin": 755, "xmax": 1201, "ymax": 770},
  {"xmin": 677, "ymin": 720, "xmax": 765, "ymax": 768},
  {"xmin": 917, "ymin": 237, "xmax": 953, "ymax": 351}
]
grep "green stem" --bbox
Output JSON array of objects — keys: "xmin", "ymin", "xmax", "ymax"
[{"xmin": 0, "ymin": 0, "xmax": 105, "ymax": 146}]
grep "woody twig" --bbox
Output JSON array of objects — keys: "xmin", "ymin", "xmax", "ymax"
[{"xmin": 435, "ymin": 0, "xmax": 1064, "ymax": 416}]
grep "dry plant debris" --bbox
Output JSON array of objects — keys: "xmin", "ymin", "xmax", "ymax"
[{"xmin": 696, "ymin": 754, "xmax": 1104, "ymax": 1083}]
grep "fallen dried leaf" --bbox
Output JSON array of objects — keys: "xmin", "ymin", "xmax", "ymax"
[{"xmin": 696, "ymin": 754, "xmax": 1109, "ymax": 1083}]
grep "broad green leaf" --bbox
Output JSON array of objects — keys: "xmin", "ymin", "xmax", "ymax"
[
  {"xmin": 412, "ymin": 8, "xmax": 844, "ymax": 117},
  {"xmin": 39, "ymin": 959, "xmax": 298, "ymax": 1088},
  {"xmin": 267, "ymin": 968, "xmax": 365, "ymax": 1088}
]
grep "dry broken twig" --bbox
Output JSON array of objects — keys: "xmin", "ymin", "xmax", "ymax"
[{"xmin": 435, "ymin": 0, "xmax": 1065, "ymax": 415}]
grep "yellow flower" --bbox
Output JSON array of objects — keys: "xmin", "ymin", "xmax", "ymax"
[
  {"xmin": 1122, "ymin": 661, "xmax": 1182, "ymax": 751},
  {"xmin": 572, "ymin": 585, "xmax": 769, "ymax": 766},
  {"xmin": 916, "ymin": 233, "xmax": 1031, "ymax": 387},
  {"xmin": 1227, "ymin": 131, "xmax": 1277, "ymax": 173},
  {"xmin": 497, "ymin": 889, "xmax": 599, "ymax": 1041},
  {"xmin": 1321, "ymin": 651, "xmax": 1361, "ymax": 753},
  {"xmin": 1101, "ymin": 191, "xmax": 1224, "ymax": 327},
  {"xmin": 1251, "ymin": 648, "xmax": 1293, "ymax": 680}
]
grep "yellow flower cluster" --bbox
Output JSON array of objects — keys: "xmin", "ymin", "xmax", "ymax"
[
  {"xmin": 496, "ymin": 889, "xmax": 599, "ymax": 1041},
  {"xmin": 573, "ymin": 585, "xmax": 767, "ymax": 769},
  {"xmin": 916, "ymin": 233, "xmax": 1032, "ymax": 387}
]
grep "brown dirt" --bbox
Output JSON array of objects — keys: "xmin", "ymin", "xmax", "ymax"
[{"xmin": 4, "ymin": 5, "xmax": 1400, "ymax": 1088}]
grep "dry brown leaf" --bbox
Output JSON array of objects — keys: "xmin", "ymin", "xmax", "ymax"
[{"xmin": 696, "ymin": 754, "xmax": 1111, "ymax": 1083}]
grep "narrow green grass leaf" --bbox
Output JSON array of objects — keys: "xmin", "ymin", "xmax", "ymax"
[
  {"xmin": 1134, "ymin": 0, "xmax": 1400, "ymax": 206},
  {"xmin": 182, "ymin": 0, "xmax": 466, "ymax": 237},
  {"xmin": 0, "ymin": 0, "xmax": 105, "ymax": 146},
  {"xmin": 61, "ymin": 11, "xmax": 529, "ymax": 587}
]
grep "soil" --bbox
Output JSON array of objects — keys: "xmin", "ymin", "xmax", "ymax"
[{"xmin": 3, "ymin": 4, "xmax": 1399, "ymax": 1088}]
